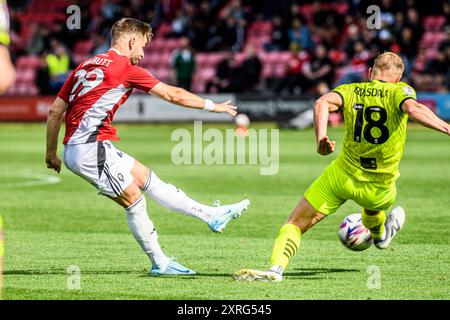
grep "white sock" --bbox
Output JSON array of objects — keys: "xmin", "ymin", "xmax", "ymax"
[
  {"xmin": 380, "ymin": 227, "xmax": 387, "ymax": 241},
  {"xmin": 269, "ymin": 265, "xmax": 284, "ymax": 275},
  {"xmin": 142, "ymin": 170, "xmax": 217, "ymax": 223},
  {"xmin": 125, "ymin": 195, "xmax": 170, "ymax": 269}
]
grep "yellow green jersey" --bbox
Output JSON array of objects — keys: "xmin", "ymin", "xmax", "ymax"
[
  {"xmin": 332, "ymin": 80, "xmax": 417, "ymax": 184},
  {"xmin": 0, "ymin": 0, "xmax": 9, "ymax": 46}
]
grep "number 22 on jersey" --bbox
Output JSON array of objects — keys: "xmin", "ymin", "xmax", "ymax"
[{"xmin": 69, "ymin": 68, "xmax": 104, "ymax": 102}]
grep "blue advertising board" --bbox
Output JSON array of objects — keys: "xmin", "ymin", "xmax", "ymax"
[{"xmin": 417, "ymin": 93, "xmax": 450, "ymax": 120}]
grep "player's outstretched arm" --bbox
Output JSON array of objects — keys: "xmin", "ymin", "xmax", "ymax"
[
  {"xmin": 402, "ymin": 99, "xmax": 450, "ymax": 136},
  {"xmin": 46, "ymin": 97, "xmax": 68, "ymax": 173},
  {"xmin": 314, "ymin": 92, "xmax": 341, "ymax": 155},
  {"xmin": 149, "ymin": 82, "xmax": 237, "ymax": 116}
]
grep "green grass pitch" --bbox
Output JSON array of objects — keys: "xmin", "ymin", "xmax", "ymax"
[{"xmin": 0, "ymin": 122, "xmax": 449, "ymax": 300}]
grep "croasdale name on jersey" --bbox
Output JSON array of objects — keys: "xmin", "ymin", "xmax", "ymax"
[{"xmin": 353, "ymin": 86, "xmax": 388, "ymax": 98}]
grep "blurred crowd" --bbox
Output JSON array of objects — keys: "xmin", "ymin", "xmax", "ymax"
[{"xmin": 6, "ymin": 0, "xmax": 450, "ymax": 95}]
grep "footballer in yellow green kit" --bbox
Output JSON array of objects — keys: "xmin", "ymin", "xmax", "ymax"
[
  {"xmin": 304, "ymin": 79, "xmax": 415, "ymax": 216},
  {"xmin": 234, "ymin": 52, "xmax": 450, "ymax": 282}
]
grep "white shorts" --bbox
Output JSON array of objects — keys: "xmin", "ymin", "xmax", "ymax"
[{"xmin": 63, "ymin": 141, "xmax": 135, "ymax": 198}]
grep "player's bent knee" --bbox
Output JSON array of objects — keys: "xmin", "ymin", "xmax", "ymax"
[
  {"xmin": 112, "ymin": 183, "xmax": 143, "ymax": 208},
  {"xmin": 130, "ymin": 160, "xmax": 150, "ymax": 189}
]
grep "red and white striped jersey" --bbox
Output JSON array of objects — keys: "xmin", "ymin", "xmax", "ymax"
[{"xmin": 58, "ymin": 49, "xmax": 160, "ymax": 145}]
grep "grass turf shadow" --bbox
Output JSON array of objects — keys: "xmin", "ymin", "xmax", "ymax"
[
  {"xmin": 284, "ymin": 267, "xmax": 360, "ymax": 278},
  {"xmin": 3, "ymin": 269, "xmax": 145, "ymax": 276},
  {"xmin": 4, "ymin": 267, "xmax": 360, "ymax": 280},
  {"xmin": 148, "ymin": 267, "xmax": 361, "ymax": 280}
]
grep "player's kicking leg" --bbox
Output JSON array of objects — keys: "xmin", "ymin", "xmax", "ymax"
[
  {"xmin": 112, "ymin": 182, "xmax": 196, "ymax": 275},
  {"xmin": 131, "ymin": 160, "xmax": 250, "ymax": 233},
  {"xmin": 233, "ymin": 197, "xmax": 326, "ymax": 282},
  {"xmin": 362, "ymin": 207, "xmax": 405, "ymax": 249},
  {"xmin": 63, "ymin": 141, "xmax": 195, "ymax": 276},
  {"xmin": 63, "ymin": 141, "xmax": 248, "ymax": 275}
]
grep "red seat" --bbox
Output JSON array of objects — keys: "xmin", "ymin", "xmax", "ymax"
[
  {"xmin": 423, "ymin": 16, "xmax": 446, "ymax": 31},
  {"xmin": 7, "ymin": 82, "xmax": 38, "ymax": 96},
  {"xmin": 194, "ymin": 68, "xmax": 215, "ymax": 82},
  {"xmin": 248, "ymin": 21, "xmax": 272, "ymax": 37},
  {"xmin": 15, "ymin": 68, "xmax": 35, "ymax": 83},
  {"xmin": 273, "ymin": 64, "xmax": 286, "ymax": 78},
  {"xmin": 333, "ymin": 2, "xmax": 349, "ymax": 14},
  {"xmin": 16, "ymin": 56, "xmax": 42, "ymax": 69},
  {"xmin": 262, "ymin": 65, "xmax": 273, "ymax": 79},
  {"xmin": 162, "ymin": 52, "xmax": 173, "ymax": 65},
  {"xmin": 329, "ymin": 49, "xmax": 347, "ymax": 65},
  {"xmin": 29, "ymin": 86, "xmax": 39, "ymax": 96},
  {"xmin": 191, "ymin": 81, "xmax": 204, "ymax": 93},
  {"xmin": 156, "ymin": 23, "xmax": 172, "ymax": 37},
  {"xmin": 187, "ymin": 53, "xmax": 223, "ymax": 71},
  {"xmin": 206, "ymin": 53, "xmax": 223, "ymax": 66},
  {"xmin": 424, "ymin": 17, "xmax": 436, "ymax": 31},
  {"xmin": 149, "ymin": 37, "xmax": 165, "ymax": 52},
  {"xmin": 234, "ymin": 52, "xmax": 246, "ymax": 65},
  {"xmin": 431, "ymin": 32, "xmax": 445, "ymax": 44},
  {"xmin": 246, "ymin": 35, "xmax": 271, "ymax": 49},
  {"xmin": 195, "ymin": 53, "xmax": 209, "ymax": 66},
  {"xmin": 425, "ymin": 48, "xmax": 438, "ymax": 60},
  {"xmin": 154, "ymin": 67, "xmax": 171, "ymax": 82},
  {"xmin": 299, "ymin": 4, "xmax": 316, "ymax": 23},
  {"xmin": 4, "ymin": 84, "xmax": 16, "ymax": 96},
  {"xmin": 72, "ymin": 53, "xmax": 90, "ymax": 65},
  {"xmin": 164, "ymin": 39, "xmax": 181, "ymax": 52},
  {"xmin": 262, "ymin": 52, "xmax": 281, "ymax": 64},
  {"xmin": 421, "ymin": 31, "xmax": 446, "ymax": 48},
  {"xmin": 139, "ymin": 55, "xmax": 152, "ymax": 68},
  {"xmin": 74, "ymin": 40, "xmax": 94, "ymax": 55},
  {"xmin": 267, "ymin": 51, "xmax": 291, "ymax": 65}
]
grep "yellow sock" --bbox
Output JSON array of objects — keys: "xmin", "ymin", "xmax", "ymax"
[
  {"xmin": 362, "ymin": 210, "xmax": 386, "ymax": 240},
  {"xmin": 269, "ymin": 224, "xmax": 301, "ymax": 272}
]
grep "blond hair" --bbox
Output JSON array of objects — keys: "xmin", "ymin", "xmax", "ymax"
[
  {"xmin": 372, "ymin": 52, "xmax": 404, "ymax": 78},
  {"xmin": 111, "ymin": 18, "xmax": 153, "ymax": 45}
]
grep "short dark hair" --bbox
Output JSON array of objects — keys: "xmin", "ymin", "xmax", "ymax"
[{"xmin": 111, "ymin": 18, "xmax": 153, "ymax": 44}]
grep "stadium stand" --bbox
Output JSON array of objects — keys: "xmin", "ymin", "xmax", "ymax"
[{"xmin": 4, "ymin": 0, "xmax": 449, "ymax": 96}]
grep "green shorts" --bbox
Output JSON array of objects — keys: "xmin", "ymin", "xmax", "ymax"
[{"xmin": 304, "ymin": 161, "xmax": 396, "ymax": 215}]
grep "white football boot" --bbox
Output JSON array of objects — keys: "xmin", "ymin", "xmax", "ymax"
[
  {"xmin": 374, "ymin": 206, "xmax": 406, "ymax": 249},
  {"xmin": 207, "ymin": 199, "xmax": 250, "ymax": 233},
  {"xmin": 150, "ymin": 258, "xmax": 196, "ymax": 276},
  {"xmin": 233, "ymin": 269, "xmax": 283, "ymax": 282}
]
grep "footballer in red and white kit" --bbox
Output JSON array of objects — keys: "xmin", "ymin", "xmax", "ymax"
[
  {"xmin": 59, "ymin": 48, "xmax": 159, "ymax": 197},
  {"xmin": 46, "ymin": 18, "xmax": 249, "ymax": 276}
]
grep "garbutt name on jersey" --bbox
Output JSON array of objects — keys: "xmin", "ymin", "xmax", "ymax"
[
  {"xmin": 57, "ymin": 49, "xmax": 160, "ymax": 145},
  {"xmin": 81, "ymin": 56, "xmax": 113, "ymax": 68}
]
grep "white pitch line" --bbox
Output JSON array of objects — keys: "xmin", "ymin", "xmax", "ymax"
[{"xmin": 0, "ymin": 172, "xmax": 61, "ymax": 189}]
